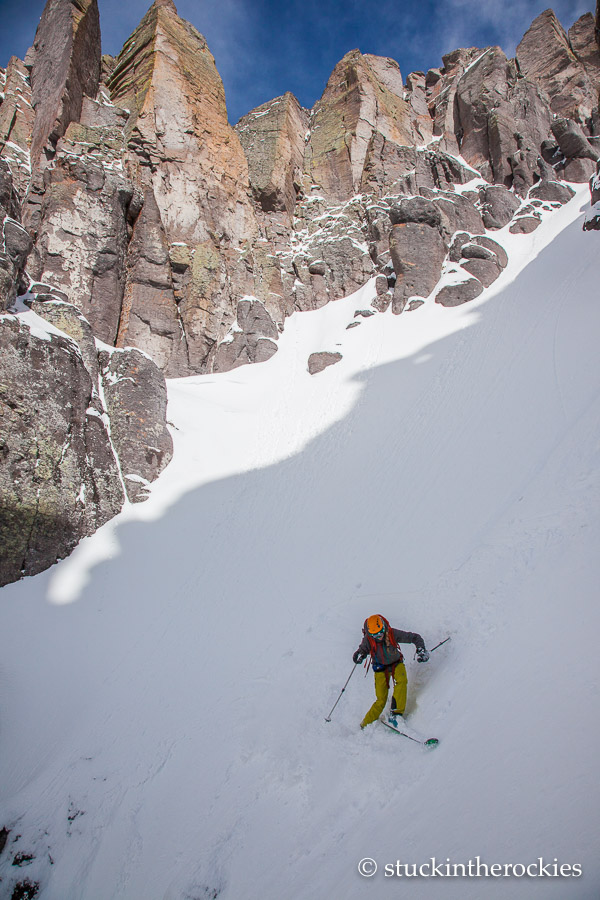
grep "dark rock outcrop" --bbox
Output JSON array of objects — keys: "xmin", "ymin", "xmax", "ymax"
[
  {"xmin": 284, "ymin": 194, "xmax": 375, "ymax": 311},
  {"xmin": 0, "ymin": 283, "xmax": 173, "ymax": 582},
  {"xmin": 1, "ymin": 0, "xmax": 599, "ymax": 587},
  {"xmin": 510, "ymin": 216, "xmax": 542, "ymax": 234},
  {"xmin": 304, "ymin": 50, "xmax": 412, "ymax": 202},
  {"xmin": 460, "ymin": 257, "xmax": 502, "ymax": 287},
  {"xmin": 448, "ymin": 234, "xmax": 507, "ymax": 289},
  {"xmin": 0, "ymin": 57, "xmax": 36, "ymax": 198},
  {"xmin": 552, "ymin": 116, "xmax": 599, "ymax": 159},
  {"xmin": 237, "ymin": 93, "xmax": 308, "ymax": 217},
  {"xmin": 434, "ymin": 191, "xmax": 485, "ymax": 237},
  {"xmin": 308, "ymin": 351, "xmax": 343, "ymax": 374},
  {"xmin": 107, "ymin": 0, "xmax": 258, "ymax": 375},
  {"xmin": 478, "ymin": 184, "xmax": 521, "ymax": 229},
  {"xmin": 28, "ymin": 0, "xmax": 102, "ymax": 172},
  {"xmin": 470, "ymin": 235, "xmax": 508, "ymax": 268},
  {"xmin": 516, "ymin": 9, "xmax": 598, "ymax": 123},
  {"xmin": 583, "ymin": 160, "xmax": 600, "ymax": 230},
  {"xmin": 389, "ymin": 198, "xmax": 447, "ymax": 313},
  {"xmin": 435, "ymin": 277, "xmax": 484, "ymax": 307},
  {"xmin": 360, "ymin": 137, "xmax": 474, "ymax": 197},
  {"xmin": 213, "ymin": 299, "xmax": 279, "ymax": 372},
  {"xmin": 448, "ymin": 233, "xmax": 508, "ymax": 269},
  {"xmin": 28, "ymin": 123, "xmax": 134, "ymax": 342},
  {"xmin": 568, "ymin": 12, "xmax": 600, "ymax": 79},
  {"xmin": 98, "ymin": 347, "xmax": 173, "ymax": 502},
  {"xmin": 390, "ymin": 197, "xmax": 442, "ymax": 229},
  {"xmin": 30, "ymin": 296, "xmax": 100, "ymax": 380},
  {"xmin": 452, "ymin": 43, "xmax": 554, "ymax": 192},
  {"xmin": 551, "ymin": 117, "xmax": 599, "ymax": 182},
  {"xmin": 428, "ymin": 47, "xmax": 482, "ymax": 154},
  {"xmin": 529, "ymin": 180, "xmax": 575, "ymax": 204},
  {"xmin": 455, "ymin": 47, "xmax": 514, "ymax": 182},
  {"xmin": 13, "ymin": 0, "xmax": 595, "ymax": 379},
  {"xmin": 0, "ymin": 160, "xmax": 32, "ymax": 309},
  {"xmin": 117, "ymin": 189, "xmax": 183, "ymax": 375},
  {"xmin": 0, "ymin": 313, "xmax": 124, "ymax": 587}
]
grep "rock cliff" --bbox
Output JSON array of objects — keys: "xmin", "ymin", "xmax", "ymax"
[
  {"xmin": 107, "ymin": 0, "xmax": 259, "ymax": 375},
  {"xmin": 26, "ymin": 0, "xmax": 101, "ymax": 176},
  {"xmin": 0, "ymin": 0, "xmax": 598, "ymax": 583}
]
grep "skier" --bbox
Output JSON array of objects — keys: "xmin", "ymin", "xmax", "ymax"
[{"xmin": 353, "ymin": 614, "xmax": 429, "ymax": 729}]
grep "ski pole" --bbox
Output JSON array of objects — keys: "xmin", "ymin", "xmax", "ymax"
[
  {"xmin": 430, "ymin": 636, "xmax": 451, "ymax": 653},
  {"xmin": 325, "ymin": 664, "xmax": 358, "ymax": 722}
]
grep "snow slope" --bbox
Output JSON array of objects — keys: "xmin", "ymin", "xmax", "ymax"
[{"xmin": 0, "ymin": 186, "xmax": 599, "ymax": 899}]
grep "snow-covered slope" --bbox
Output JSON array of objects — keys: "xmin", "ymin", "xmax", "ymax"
[{"xmin": 1, "ymin": 186, "xmax": 599, "ymax": 900}]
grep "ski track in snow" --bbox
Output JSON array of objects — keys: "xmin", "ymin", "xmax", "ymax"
[{"xmin": 0, "ymin": 186, "xmax": 599, "ymax": 899}]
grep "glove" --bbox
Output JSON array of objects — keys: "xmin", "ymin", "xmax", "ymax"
[
  {"xmin": 416, "ymin": 648, "xmax": 430, "ymax": 663},
  {"xmin": 353, "ymin": 650, "xmax": 366, "ymax": 664}
]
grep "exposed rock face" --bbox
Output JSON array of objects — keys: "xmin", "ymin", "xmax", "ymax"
[
  {"xmin": 454, "ymin": 46, "xmax": 553, "ymax": 191},
  {"xmin": 9, "ymin": 0, "xmax": 592, "ymax": 382},
  {"xmin": 236, "ymin": 93, "xmax": 308, "ymax": 217},
  {"xmin": 433, "ymin": 191, "xmax": 485, "ymax": 238},
  {"xmin": 0, "ymin": 288, "xmax": 173, "ymax": 582},
  {"xmin": 405, "ymin": 72, "xmax": 433, "ymax": 144},
  {"xmin": 550, "ymin": 116, "xmax": 599, "ymax": 182},
  {"xmin": 470, "ymin": 235, "xmax": 508, "ymax": 268},
  {"xmin": 360, "ymin": 140, "xmax": 474, "ymax": 197},
  {"xmin": 0, "ymin": 57, "xmax": 35, "ymax": 197},
  {"xmin": 27, "ymin": 0, "xmax": 101, "ymax": 172},
  {"xmin": 428, "ymin": 48, "xmax": 481, "ymax": 154},
  {"xmin": 304, "ymin": 50, "xmax": 412, "ymax": 202},
  {"xmin": 0, "ymin": 159, "xmax": 24, "ymax": 225},
  {"xmin": 552, "ymin": 117, "xmax": 598, "ymax": 160},
  {"xmin": 213, "ymin": 298, "xmax": 279, "ymax": 372},
  {"xmin": 0, "ymin": 313, "xmax": 124, "ymax": 587},
  {"xmin": 510, "ymin": 216, "xmax": 541, "ymax": 234},
  {"xmin": 0, "ymin": 160, "xmax": 32, "ymax": 309},
  {"xmin": 390, "ymin": 197, "xmax": 443, "ymax": 229},
  {"xmin": 389, "ymin": 198, "xmax": 447, "ymax": 313},
  {"xmin": 28, "ymin": 118, "xmax": 134, "ymax": 342},
  {"xmin": 107, "ymin": 0, "xmax": 258, "ymax": 375},
  {"xmin": 0, "ymin": 0, "xmax": 596, "ymax": 586},
  {"xmin": 478, "ymin": 184, "xmax": 521, "ymax": 229},
  {"xmin": 282, "ymin": 193, "xmax": 375, "ymax": 311},
  {"xmin": 583, "ymin": 160, "xmax": 600, "ymax": 230},
  {"xmin": 516, "ymin": 9, "xmax": 598, "ymax": 123},
  {"xmin": 30, "ymin": 296, "xmax": 100, "ymax": 380},
  {"xmin": 109, "ymin": 1, "xmax": 254, "ymax": 248},
  {"xmin": 446, "ymin": 233, "xmax": 507, "ymax": 289},
  {"xmin": 568, "ymin": 12, "xmax": 600, "ymax": 80},
  {"xmin": 455, "ymin": 47, "xmax": 513, "ymax": 181},
  {"xmin": 307, "ymin": 351, "xmax": 343, "ymax": 374},
  {"xmin": 460, "ymin": 256, "xmax": 502, "ymax": 287},
  {"xmin": 116, "ymin": 189, "xmax": 183, "ymax": 375},
  {"xmin": 529, "ymin": 180, "xmax": 575, "ymax": 204},
  {"xmin": 435, "ymin": 278, "xmax": 483, "ymax": 307},
  {"xmin": 98, "ymin": 347, "xmax": 173, "ymax": 502}
]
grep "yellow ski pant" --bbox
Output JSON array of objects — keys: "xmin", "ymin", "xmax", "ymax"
[{"xmin": 361, "ymin": 662, "xmax": 407, "ymax": 728}]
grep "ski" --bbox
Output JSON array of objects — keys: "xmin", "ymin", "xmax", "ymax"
[{"xmin": 382, "ymin": 717, "xmax": 439, "ymax": 748}]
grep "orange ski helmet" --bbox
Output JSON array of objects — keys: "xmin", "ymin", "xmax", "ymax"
[{"xmin": 365, "ymin": 614, "xmax": 386, "ymax": 637}]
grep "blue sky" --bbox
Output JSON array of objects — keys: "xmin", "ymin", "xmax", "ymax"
[{"xmin": 0, "ymin": 0, "xmax": 591, "ymax": 123}]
